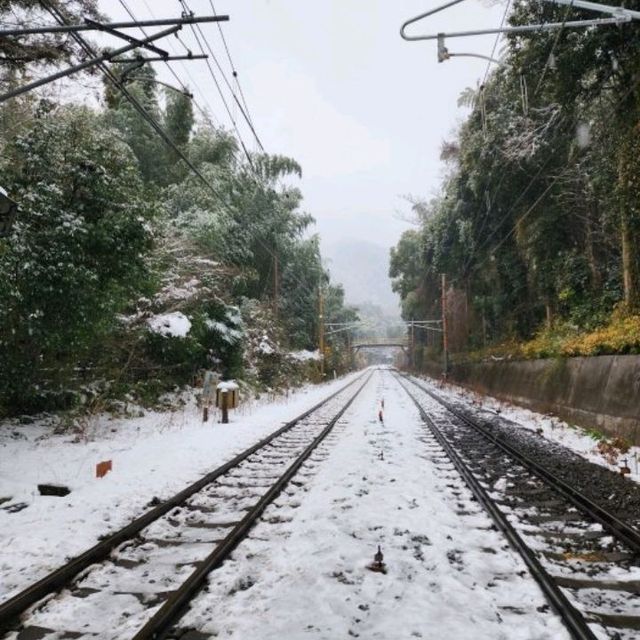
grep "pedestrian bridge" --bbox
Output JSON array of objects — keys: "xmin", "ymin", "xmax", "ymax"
[{"xmin": 352, "ymin": 337, "xmax": 408, "ymax": 352}]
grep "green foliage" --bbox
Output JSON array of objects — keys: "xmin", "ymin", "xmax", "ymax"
[
  {"xmin": 0, "ymin": 1, "xmax": 102, "ymax": 75},
  {"xmin": 0, "ymin": 104, "xmax": 157, "ymax": 414},
  {"xmin": 390, "ymin": 4, "xmax": 640, "ymax": 359},
  {"xmin": 0, "ymin": 36, "xmax": 356, "ymax": 416}
]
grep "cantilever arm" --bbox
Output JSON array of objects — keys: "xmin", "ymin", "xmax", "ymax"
[
  {"xmin": 448, "ymin": 52, "xmax": 502, "ymax": 64},
  {"xmin": 401, "ymin": 0, "xmax": 635, "ymax": 44},
  {"xmin": 400, "ymin": 0, "xmax": 468, "ymax": 41}
]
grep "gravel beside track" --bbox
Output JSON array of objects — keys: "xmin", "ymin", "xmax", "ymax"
[
  {"xmin": 414, "ymin": 376, "xmax": 640, "ymax": 528},
  {"xmin": 404, "ymin": 373, "xmax": 640, "ymax": 640}
]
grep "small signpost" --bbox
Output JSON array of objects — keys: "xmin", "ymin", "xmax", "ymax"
[
  {"xmin": 216, "ymin": 381, "xmax": 239, "ymax": 424},
  {"xmin": 201, "ymin": 371, "xmax": 218, "ymax": 422},
  {"xmin": 96, "ymin": 460, "xmax": 112, "ymax": 478}
]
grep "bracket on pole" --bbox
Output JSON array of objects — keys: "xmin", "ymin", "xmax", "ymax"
[
  {"xmin": 111, "ymin": 54, "xmax": 207, "ymax": 63},
  {"xmin": 84, "ymin": 19, "xmax": 169, "ymax": 58},
  {"xmin": 401, "ymin": 0, "xmax": 636, "ymax": 64}
]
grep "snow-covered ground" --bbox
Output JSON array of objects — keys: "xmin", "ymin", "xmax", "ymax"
[
  {"xmin": 416, "ymin": 375, "xmax": 640, "ymax": 483},
  {"xmin": 0, "ymin": 371, "xmax": 362, "ymax": 601},
  {"xmin": 2, "ymin": 367, "xmax": 620, "ymax": 637},
  {"xmin": 181, "ymin": 370, "xmax": 569, "ymax": 639}
]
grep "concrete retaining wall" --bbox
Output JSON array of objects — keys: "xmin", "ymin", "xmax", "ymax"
[{"xmin": 422, "ymin": 355, "xmax": 640, "ymax": 444}]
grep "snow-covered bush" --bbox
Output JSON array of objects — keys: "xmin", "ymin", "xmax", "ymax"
[{"xmin": 0, "ymin": 104, "xmax": 157, "ymax": 415}]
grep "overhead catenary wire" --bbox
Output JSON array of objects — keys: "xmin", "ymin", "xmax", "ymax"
[
  {"xmin": 179, "ymin": 0, "xmax": 265, "ymax": 152},
  {"xmin": 138, "ymin": 0, "xmax": 221, "ymax": 126},
  {"xmin": 482, "ymin": 0, "xmax": 512, "ymax": 86},
  {"xmin": 116, "ymin": 0, "xmax": 220, "ymax": 128},
  {"xmin": 33, "ymin": 2, "xmax": 348, "ymax": 329},
  {"xmin": 452, "ymin": 68, "xmax": 632, "ymax": 290},
  {"xmin": 118, "ymin": 0, "xmax": 188, "ymax": 94},
  {"xmin": 175, "ymin": 0, "xmax": 255, "ymax": 166},
  {"xmin": 534, "ymin": 0, "xmax": 576, "ymax": 95},
  {"xmin": 41, "ymin": 1, "xmax": 223, "ymax": 197},
  {"xmin": 208, "ymin": 0, "xmax": 257, "ymax": 132}
]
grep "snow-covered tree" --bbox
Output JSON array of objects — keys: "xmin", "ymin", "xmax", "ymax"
[{"xmin": 0, "ymin": 103, "xmax": 157, "ymax": 413}]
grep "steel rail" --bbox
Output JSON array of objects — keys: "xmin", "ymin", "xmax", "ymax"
[
  {"xmin": 395, "ymin": 374, "xmax": 598, "ymax": 640},
  {"xmin": 403, "ymin": 373, "xmax": 640, "ymax": 554},
  {"xmin": 132, "ymin": 372, "xmax": 372, "ymax": 640},
  {"xmin": 0, "ymin": 372, "xmax": 368, "ymax": 629}
]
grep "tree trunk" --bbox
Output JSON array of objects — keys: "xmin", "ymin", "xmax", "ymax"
[
  {"xmin": 545, "ymin": 303, "xmax": 553, "ymax": 328},
  {"xmin": 621, "ymin": 213, "xmax": 637, "ymax": 308},
  {"xmin": 585, "ymin": 203, "xmax": 602, "ymax": 291},
  {"xmin": 618, "ymin": 129, "xmax": 640, "ymax": 310}
]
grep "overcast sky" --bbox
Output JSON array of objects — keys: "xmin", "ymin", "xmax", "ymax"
[{"xmin": 97, "ymin": 0, "xmax": 508, "ymax": 250}]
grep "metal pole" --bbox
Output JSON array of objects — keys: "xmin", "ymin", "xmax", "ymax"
[
  {"xmin": 548, "ymin": 0, "xmax": 640, "ymax": 20},
  {"xmin": 0, "ymin": 15, "xmax": 229, "ymax": 38},
  {"xmin": 441, "ymin": 273, "xmax": 449, "ymax": 377},
  {"xmin": 0, "ymin": 25, "xmax": 180, "ymax": 103},
  {"xmin": 403, "ymin": 16, "xmax": 627, "ymax": 42}
]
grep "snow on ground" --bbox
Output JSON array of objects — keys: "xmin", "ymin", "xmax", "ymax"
[
  {"xmin": 0, "ymin": 371, "xmax": 362, "ymax": 601},
  {"xmin": 289, "ymin": 349, "xmax": 322, "ymax": 361},
  {"xmin": 415, "ymin": 374, "xmax": 640, "ymax": 484},
  {"xmin": 146, "ymin": 311, "xmax": 191, "ymax": 337},
  {"xmin": 182, "ymin": 369, "xmax": 569, "ymax": 639}
]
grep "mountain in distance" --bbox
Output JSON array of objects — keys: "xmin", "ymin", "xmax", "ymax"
[{"xmin": 322, "ymin": 239, "xmax": 400, "ymax": 319}]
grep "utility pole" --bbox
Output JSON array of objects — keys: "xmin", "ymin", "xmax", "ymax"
[
  {"xmin": 441, "ymin": 273, "xmax": 449, "ymax": 377},
  {"xmin": 0, "ymin": 24, "xmax": 181, "ymax": 103},
  {"xmin": 410, "ymin": 319, "xmax": 415, "ymax": 370},
  {"xmin": 318, "ymin": 282, "xmax": 325, "ymax": 378},
  {"xmin": 273, "ymin": 254, "xmax": 279, "ymax": 321}
]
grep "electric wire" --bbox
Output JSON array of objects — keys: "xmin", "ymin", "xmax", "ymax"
[
  {"xmin": 117, "ymin": 0, "xmax": 220, "ymax": 128},
  {"xmin": 534, "ymin": 0, "xmax": 575, "ymax": 96},
  {"xmin": 446, "ymin": 56, "xmax": 631, "ymax": 295},
  {"xmin": 33, "ymin": 1, "xmax": 362, "ymax": 332},
  {"xmin": 482, "ymin": 0, "xmax": 511, "ymax": 85},
  {"xmin": 175, "ymin": 2, "xmax": 254, "ymax": 166},
  {"xmin": 179, "ymin": 0, "xmax": 264, "ymax": 152},
  {"xmin": 192, "ymin": 6, "xmax": 264, "ymax": 151},
  {"xmin": 208, "ymin": 0, "xmax": 255, "ymax": 127}
]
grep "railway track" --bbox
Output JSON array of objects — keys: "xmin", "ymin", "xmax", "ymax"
[
  {"xmin": 0, "ymin": 372, "xmax": 371, "ymax": 640},
  {"xmin": 397, "ymin": 372, "xmax": 640, "ymax": 640}
]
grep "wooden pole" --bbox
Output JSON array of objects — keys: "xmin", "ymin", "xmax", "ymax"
[{"xmin": 221, "ymin": 391, "xmax": 229, "ymax": 424}]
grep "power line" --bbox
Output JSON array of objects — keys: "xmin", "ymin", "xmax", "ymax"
[
  {"xmin": 41, "ymin": 1, "xmax": 230, "ymax": 213},
  {"xmin": 455, "ymin": 67, "xmax": 635, "ymax": 288},
  {"xmin": 482, "ymin": 0, "xmax": 511, "ymax": 86},
  {"xmin": 116, "ymin": 0, "xmax": 220, "ymax": 128},
  {"xmin": 180, "ymin": 0, "xmax": 265, "ymax": 152},
  {"xmin": 176, "ymin": 0, "xmax": 255, "ymax": 165},
  {"xmin": 208, "ymin": 0, "xmax": 258, "ymax": 134},
  {"xmin": 117, "ymin": 0, "xmax": 189, "ymax": 94},
  {"xmin": 534, "ymin": 0, "xmax": 576, "ymax": 95},
  {"xmin": 0, "ymin": 23, "xmax": 181, "ymax": 103},
  {"xmin": 40, "ymin": 2, "xmax": 326, "ymax": 325}
]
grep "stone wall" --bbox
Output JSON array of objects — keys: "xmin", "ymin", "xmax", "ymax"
[{"xmin": 421, "ymin": 355, "xmax": 640, "ymax": 444}]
